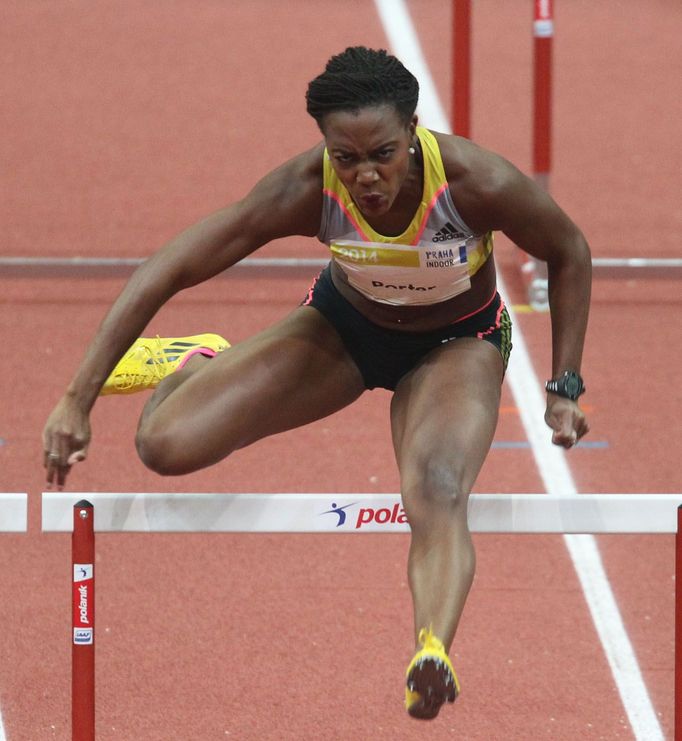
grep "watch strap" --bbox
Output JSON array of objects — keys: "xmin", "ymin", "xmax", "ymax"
[{"xmin": 545, "ymin": 371, "xmax": 585, "ymax": 400}]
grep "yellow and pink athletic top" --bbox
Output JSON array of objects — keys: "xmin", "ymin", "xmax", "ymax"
[{"xmin": 318, "ymin": 126, "xmax": 493, "ymax": 306}]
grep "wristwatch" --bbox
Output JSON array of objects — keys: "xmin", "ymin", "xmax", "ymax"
[{"xmin": 545, "ymin": 371, "xmax": 585, "ymax": 401}]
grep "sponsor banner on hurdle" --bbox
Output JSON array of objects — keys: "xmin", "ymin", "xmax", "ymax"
[
  {"xmin": 42, "ymin": 493, "xmax": 410, "ymax": 533},
  {"xmin": 0, "ymin": 493, "xmax": 28, "ymax": 532},
  {"xmin": 73, "ymin": 564, "xmax": 94, "ymax": 645},
  {"xmin": 42, "ymin": 492, "xmax": 682, "ymax": 534}
]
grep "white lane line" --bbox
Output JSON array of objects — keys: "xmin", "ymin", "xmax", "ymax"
[{"xmin": 373, "ymin": 2, "xmax": 664, "ymax": 738}]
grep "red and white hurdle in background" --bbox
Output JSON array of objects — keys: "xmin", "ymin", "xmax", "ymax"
[
  {"xmin": 4, "ymin": 0, "xmax": 680, "ymax": 290},
  {"xmin": 453, "ymin": 0, "xmax": 552, "ymax": 309},
  {"xmin": 450, "ymin": 0, "xmax": 682, "ymax": 307}
]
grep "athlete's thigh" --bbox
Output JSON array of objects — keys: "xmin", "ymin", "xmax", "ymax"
[
  {"xmin": 390, "ymin": 337, "xmax": 504, "ymax": 494},
  {"xmin": 148, "ymin": 306, "xmax": 365, "ymax": 456}
]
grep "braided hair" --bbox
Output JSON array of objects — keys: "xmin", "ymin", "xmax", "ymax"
[{"xmin": 306, "ymin": 47, "xmax": 419, "ymax": 130}]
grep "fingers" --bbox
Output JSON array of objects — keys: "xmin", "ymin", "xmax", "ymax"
[
  {"xmin": 552, "ymin": 429, "xmax": 578, "ymax": 449},
  {"xmin": 545, "ymin": 399, "xmax": 590, "ymax": 449},
  {"xmin": 43, "ymin": 436, "xmax": 88, "ymax": 489},
  {"xmin": 44, "ymin": 452, "xmax": 67, "ymax": 489},
  {"xmin": 68, "ymin": 450, "xmax": 87, "ymax": 465},
  {"xmin": 43, "ymin": 400, "xmax": 92, "ymax": 489},
  {"xmin": 45, "ymin": 457, "xmax": 72, "ymax": 486},
  {"xmin": 551, "ymin": 415, "xmax": 590, "ymax": 449},
  {"xmin": 45, "ymin": 450, "xmax": 72, "ymax": 490}
]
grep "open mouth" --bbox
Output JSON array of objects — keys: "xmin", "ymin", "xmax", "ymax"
[{"xmin": 357, "ymin": 193, "xmax": 386, "ymax": 211}]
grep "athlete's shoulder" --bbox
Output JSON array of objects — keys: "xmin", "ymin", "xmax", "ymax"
[
  {"xmin": 287, "ymin": 141, "xmax": 326, "ymax": 179},
  {"xmin": 429, "ymin": 131, "xmax": 531, "ymax": 231},
  {"xmin": 260, "ymin": 141, "xmax": 325, "ymax": 196},
  {"xmin": 239, "ymin": 142, "xmax": 326, "ymax": 238},
  {"xmin": 430, "ymin": 131, "xmax": 517, "ymax": 191}
]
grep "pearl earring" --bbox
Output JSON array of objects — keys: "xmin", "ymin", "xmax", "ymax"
[{"xmin": 408, "ymin": 146, "xmax": 416, "ymax": 154}]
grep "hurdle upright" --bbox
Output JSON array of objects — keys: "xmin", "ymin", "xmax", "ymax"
[
  {"xmin": 72, "ymin": 501, "xmax": 95, "ymax": 741},
  {"xmin": 449, "ymin": 0, "xmax": 682, "ymax": 308}
]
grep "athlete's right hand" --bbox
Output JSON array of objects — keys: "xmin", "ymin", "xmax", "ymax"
[{"xmin": 43, "ymin": 396, "xmax": 91, "ymax": 489}]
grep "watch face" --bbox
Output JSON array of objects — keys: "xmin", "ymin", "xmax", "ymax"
[{"xmin": 564, "ymin": 372, "xmax": 583, "ymax": 398}]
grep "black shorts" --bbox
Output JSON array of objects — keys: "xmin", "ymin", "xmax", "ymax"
[{"xmin": 302, "ymin": 264, "xmax": 512, "ymax": 390}]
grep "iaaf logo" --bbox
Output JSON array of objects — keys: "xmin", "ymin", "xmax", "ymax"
[
  {"xmin": 73, "ymin": 628, "xmax": 93, "ymax": 645},
  {"xmin": 320, "ymin": 501, "xmax": 409, "ymax": 529}
]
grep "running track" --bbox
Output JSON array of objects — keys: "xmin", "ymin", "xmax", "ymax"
[{"xmin": 1, "ymin": 2, "xmax": 680, "ymax": 739}]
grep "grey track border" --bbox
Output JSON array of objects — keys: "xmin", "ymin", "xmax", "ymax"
[{"xmin": 1, "ymin": 256, "xmax": 680, "ymax": 279}]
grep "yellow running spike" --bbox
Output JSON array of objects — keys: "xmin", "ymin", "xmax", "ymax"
[
  {"xmin": 100, "ymin": 334, "xmax": 229, "ymax": 395},
  {"xmin": 405, "ymin": 627, "xmax": 459, "ymax": 720}
]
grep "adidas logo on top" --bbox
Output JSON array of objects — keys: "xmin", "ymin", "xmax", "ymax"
[{"xmin": 432, "ymin": 221, "xmax": 467, "ymax": 242}]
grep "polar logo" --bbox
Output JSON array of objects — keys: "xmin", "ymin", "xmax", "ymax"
[
  {"xmin": 321, "ymin": 501, "xmax": 409, "ymax": 529},
  {"xmin": 355, "ymin": 503, "xmax": 409, "ymax": 529},
  {"xmin": 320, "ymin": 502, "xmax": 358, "ymax": 527}
]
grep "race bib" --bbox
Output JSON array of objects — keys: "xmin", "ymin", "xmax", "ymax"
[{"xmin": 331, "ymin": 240, "xmax": 472, "ymax": 306}]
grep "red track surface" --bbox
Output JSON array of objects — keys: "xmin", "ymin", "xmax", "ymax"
[{"xmin": 1, "ymin": 2, "xmax": 680, "ymax": 739}]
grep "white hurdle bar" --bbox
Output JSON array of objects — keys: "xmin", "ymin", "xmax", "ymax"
[
  {"xmin": 0, "ymin": 493, "xmax": 28, "ymax": 532},
  {"xmin": 42, "ymin": 492, "xmax": 682, "ymax": 533}
]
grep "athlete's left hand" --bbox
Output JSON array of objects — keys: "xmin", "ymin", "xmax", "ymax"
[{"xmin": 544, "ymin": 396, "xmax": 590, "ymax": 448}]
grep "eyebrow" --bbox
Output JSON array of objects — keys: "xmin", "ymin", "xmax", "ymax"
[{"xmin": 330, "ymin": 140, "xmax": 400, "ymax": 155}]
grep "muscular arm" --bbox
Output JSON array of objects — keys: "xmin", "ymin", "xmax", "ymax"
[
  {"xmin": 43, "ymin": 144, "xmax": 325, "ymax": 482},
  {"xmin": 472, "ymin": 156, "xmax": 591, "ymax": 378},
  {"xmin": 65, "ymin": 144, "xmax": 325, "ymax": 410},
  {"xmin": 437, "ymin": 134, "xmax": 591, "ymax": 445}
]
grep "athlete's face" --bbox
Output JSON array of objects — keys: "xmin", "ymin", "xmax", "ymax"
[{"xmin": 322, "ymin": 105, "xmax": 417, "ymax": 217}]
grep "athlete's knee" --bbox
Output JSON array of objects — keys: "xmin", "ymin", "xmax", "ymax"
[
  {"xmin": 402, "ymin": 458, "xmax": 469, "ymax": 527},
  {"xmin": 135, "ymin": 419, "xmax": 206, "ymax": 476},
  {"xmin": 135, "ymin": 423, "xmax": 177, "ymax": 475}
]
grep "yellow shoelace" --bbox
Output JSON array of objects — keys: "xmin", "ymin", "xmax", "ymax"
[{"xmin": 112, "ymin": 337, "xmax": 170, "ymax": 390}]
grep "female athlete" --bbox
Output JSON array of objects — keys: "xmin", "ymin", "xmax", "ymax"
[{"xmin": 43, "ymin": 47, "xmax": 591, "ymax": 719}]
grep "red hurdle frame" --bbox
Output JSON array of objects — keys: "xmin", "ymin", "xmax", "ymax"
[
  {"xmin": 532, "ymin": 0, "xmax": 553, "ymax": 182},
  {"xmin": 452, "ymin": 0, "xmax": 553, "ymax": 174},
  {"xmin": 452, "ymin": 0, "xmax": 552, "ymax": 309},
  {"xmin": 452, "ymin": 0, "xmax": 471, "ymax": 138},
  {"xmin": 72, "ymin": 500, "xmax": 95, "ymax": 741}
]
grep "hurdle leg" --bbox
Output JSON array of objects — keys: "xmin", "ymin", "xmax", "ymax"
[
  {"xmin": 526, "ymin": 0, "xmax": 553, "ymax": 310},
  {"xmin": 72, "ymin": 500, "xmax": 95, "ymax": 741},
  {"xmin": 452, "ymin": 0, "xmax": 471, "ymax": 138}
]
